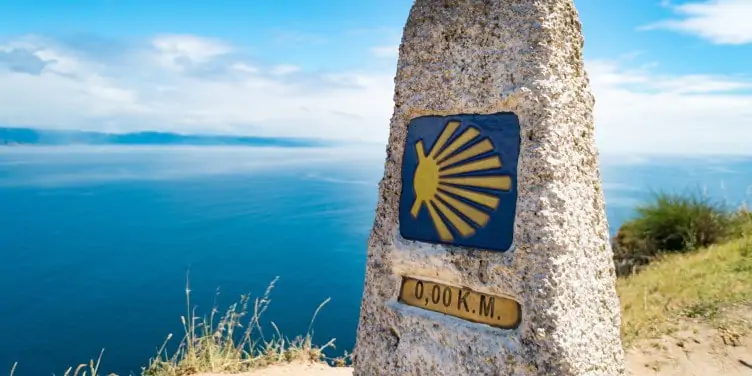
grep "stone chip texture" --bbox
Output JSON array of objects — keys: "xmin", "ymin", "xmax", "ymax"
[{"xmin": 353, "ymin": 0, "xmax": 625, "ymax": 375}]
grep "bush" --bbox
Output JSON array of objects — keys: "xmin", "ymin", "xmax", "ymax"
[
  {"xmin": 728, "ymin": 204, "xmax": 752, "ymax": 238},
  {"xmin": 612, "ymin": 190, "xmax": 734, "ymax": 276}
]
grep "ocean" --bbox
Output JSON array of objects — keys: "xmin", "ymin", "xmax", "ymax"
[{"xmin": 0, "ymin": 146, "xmax": 750, "ymax": 375}]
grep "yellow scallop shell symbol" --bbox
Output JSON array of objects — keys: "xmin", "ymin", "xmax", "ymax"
[{"xmin": 410, "ymin": 120, "xmax": 512, "ymax": 242}]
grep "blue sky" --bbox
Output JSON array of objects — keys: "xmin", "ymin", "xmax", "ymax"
[{"xmin": 0, "ymin": 0, "xmax": 750, "ymax": 154}]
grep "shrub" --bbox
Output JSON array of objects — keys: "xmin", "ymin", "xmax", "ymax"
[
  {"xmin": 728, "ymin": 204, "xmax": 752, "ymax": 238},
  {"xmin": 612, "ymin": 190, "xmax": 733, "ymax": 276}
]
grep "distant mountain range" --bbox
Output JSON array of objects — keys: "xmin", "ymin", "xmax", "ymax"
[{"xmin": 0, "ymin": 127, "xmax": 333, "ymax": 147}]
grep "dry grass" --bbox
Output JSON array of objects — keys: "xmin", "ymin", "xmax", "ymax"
[
  {"xmin": 617, "ymin": 231, "xmax": 752, "ymax": 346},
  {"xmin": 8, "ymin": 349, "xmax": 113, "ymax": 376},
  {"xmin": 142, "ymin": 275, "xmax": 345, "ymax": 376},
  {"xmin": 8, "ymin": 275, "xmax": 346, "ymax": 376}
]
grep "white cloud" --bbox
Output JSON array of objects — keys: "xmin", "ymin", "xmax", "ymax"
[
  {"xmin": 370, "ymin": 45, "xmax": 398, "ymax": 58},
  {"xmin": 231, "ymin": 63, "xmax": 259, "ymax": 73},
  {"xmin": 0, "ymin": 34, "xmax": 750, "ymax": 154},
  {"xmin": 0, "ymin": 35, "xmax": 146, "ymax": 130},
  {"xmin": 0, "ymin": 34, "xmax": 394, "ymax": 142},
  {"xmin": 641, "ymin": 0, "xmax": 752, "ymax": 44},
  {"xmin": 151, "ymin": 34, "xmax": 232, "ymax": 71},
  {"xmin": 588, "ymin": 60, "xmax": 752, "ymax": 155},
  {"xmin": 270, "ymin": 64, "xmax": 300, "ymax": 75}
]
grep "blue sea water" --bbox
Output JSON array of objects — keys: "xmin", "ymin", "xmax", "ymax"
[{"xmin": 0, "ymin": 146, "xmax": 750, "ymax": 376}]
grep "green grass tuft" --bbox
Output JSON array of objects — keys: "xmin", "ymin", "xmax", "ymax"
[{"xmin": 612, "ymin": 190, "xmax": 750, "ymax": 276}]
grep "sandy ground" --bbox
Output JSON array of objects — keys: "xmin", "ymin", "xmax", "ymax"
[
  {"xmin": 194, "ymin": 363, "xmax": 353, "ymax": 376},
  {"xmin": 625, "ymin": 328, "xmax": 752, "ymax": 376},
  {"xmin": 196, "ymin": 310, "xmax": 752, "ymax": 376},
  {"xmin": 196, "ymin": 335, "xmax": 752, "ymax": 376},
  {"xmin": 625, "ymin": 308, "xmax": 752, "ymax": 376}
]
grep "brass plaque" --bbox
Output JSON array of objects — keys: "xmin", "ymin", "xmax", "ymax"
[{"xmin": 398, "ymin": 276, "xmax": 521, "ymax": 329}]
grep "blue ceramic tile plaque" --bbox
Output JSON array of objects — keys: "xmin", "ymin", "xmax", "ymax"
[{"xmin": 399, "ymin": 113, "xmax": 520, "ymax": 252}]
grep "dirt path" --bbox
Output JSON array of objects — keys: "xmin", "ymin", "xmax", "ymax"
[
  {"xmin": 197, "ymin": 335, "xmax": 752, "ymax": 376},
  {"xmin": 625, "ymin": 328, "xmax": 752, "ymax": 375},
  {"xmin": 194, "ymin": 363, "xmax": 353, "ymax": 376},
  {"xmin": 625, "ymin": 308, "xmax": 752, "ymax": 376},
  {"xmin": 197, "ymin": 310, "xmax": 752, "ymax": 376},
  {"xmin": 198, "ymin": 336, "xmax": 751, "ymax": 376}
]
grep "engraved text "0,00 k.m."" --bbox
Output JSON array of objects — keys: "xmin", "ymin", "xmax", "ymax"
[{"xmin": 398, "ymin": 277, "xmax": 521, "ymax": 329}]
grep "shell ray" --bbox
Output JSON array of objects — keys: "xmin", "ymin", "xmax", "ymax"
[
  {"xmin": 428, "ymin": 121, "xmax": 460, "ymax": 159},
  {"xmin": 435, "ymin": 191, "xmax": 490, "ymax": 228},
  {"xmin": 438, "ymin": 139, "xmax": 494, "ymax": 169},
  {"xmin": 434, "ymin": 127, "xmax": 480, "ymax": 162},
  {"xmin": 440, "ymin": 155, "xmax": 502, "ymax": 177},
  {"xmin": 432, "ymin": 197, "xmax": 474, "ymax": 237},
  {"xmin": 438, "ymin": 184, "xmax": 500, "ymax": 209},
  {"xmin": 441, "ymin": 176, "xmax": 512, "ymax": 191},
  {"xmin": 426, "ymin": 200, "xmax": 453, "ymax": 241}
]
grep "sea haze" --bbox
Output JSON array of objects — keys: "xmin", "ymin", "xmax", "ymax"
[
  {"xmin": 0, "ymin": 127, "xmax": 336, "ymax": 147},
  {"xmin": 0, "ymin": 146, "xmax": 750, "ymax": 376}
]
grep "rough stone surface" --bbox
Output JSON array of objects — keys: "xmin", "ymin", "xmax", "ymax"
[{"xmin": 352, "ymin": 0, "xmax": 625, "ymax": 375}]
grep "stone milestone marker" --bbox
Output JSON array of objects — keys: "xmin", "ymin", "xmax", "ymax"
[{"xmin": 353, "ymin": 0, "xmax": 624, "ymax": 375}]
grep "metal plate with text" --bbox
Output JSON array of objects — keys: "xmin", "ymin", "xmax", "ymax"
[{"xmin": 398, "ymin": 276, "xmax": 521, "ymax": 329}]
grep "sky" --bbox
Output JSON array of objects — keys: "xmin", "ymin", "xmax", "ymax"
[{"xmin": 0, "ymin": 0, "xmax": 750, "ymax": 155}]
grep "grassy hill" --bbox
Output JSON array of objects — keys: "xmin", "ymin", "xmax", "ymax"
[{"xmin": 619, "ymin": 230, "xmax": 752, "ymax": 345}]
